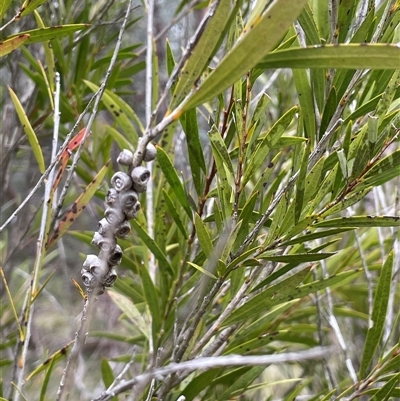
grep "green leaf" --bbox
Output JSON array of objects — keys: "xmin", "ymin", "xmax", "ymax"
[
  {"xmin": 280, "ymin": 228, "xmax": 354, "ymax": 246},
  {"xmin": 20, "ymin": 0, "xmax": 49, "ymax": 17},
  {"xmin": 0, "ymin": 0, "xmax": 13, "ymax": 20},
  {"xmin": 224, "ymin": 268, "xmax": 361, "ymax": 326},
  {"xmin": 243, "ymin": 106, "xmax": 297, "ymax": 185},
  {"xmin": 293, "ymin": 67, "xmax": 315, "ymax": 137},
  {"xmin": 314, "ymin": 216, "xmax": 400, "ymax": 228},
  {"xmin": 181, "ymin": 0, "xmax": 308, "ymax": 111},
  {"xmin": 180, "ymin": 109, "xmax": 206, "ymax": 195},
  {"xmin": 257, "ymin": 44, "xmax": 400, "ymax": 70},
  {"xmin": 208, "ymin": 124, "xmax": 235, "ymax": 175},
  {"xmin": 321, "ymin": 187, "xmax": 372, "ymax": 217},
  {"xmin": 358, "ymin": 150, "xmax": 400, "ymax": 190},
  {"xmin": 0, "ymin": 34, "xmax": 30, "ymax": 57},
  {"xmin": 223, "ymin": 266, "xmax": 311, "ymax": 326},
  {"xmin": 8, "ymin": 86, "xmax": 45, "ymax": 173},
  {"xmin": 171, "ymin": 0, "xmax": 233, "ymax": 108},
  {"xmin": 259, "ymin": 252, "xmax": 335, "ymax": 263},
  {"xmin": 108, "ymin": 291, "xmax": 149, "ymax": 339},
  {"xmin": 218, "ymin": 366, "xmax": 266, "ymax": 399},
  {"xmin": 187, "ymin": 261, "xmax": 217, "ymax": 279},
  {"xmin": 139, "ymin": 265, "xmax": 161, "ymax": 342},
  {"xmin": 360, "ymin": 251, "xmax": 394, "ymax": 377},
  {"xmin": 34, "ymin": 11, "xmax": 55, "ymax": 94},
  {"xmin": 101, "ymin": 358, "xmax": 117, "ymax": 401},
  {"xmin": 162, "ymin": 189, "xmax": 188, "ymax": 238},
  {"xmin": 194, "ymin": 213, "xmax": 213, "ymax": 258},
  {"xmin": 6, "ymin": 25, "xmax": 89, "ymax": 44},
  {"xmin": 156, "ymin": 145, "xmax": 192, "ymax": 219},
  {"xmin": 84, "ymin": 80, "xmax": 141, "ymax": 146},
  {"xmin": 130, "ymin": 219, "xmax": 174, "ymax": 276},
  {"xmin": 208, "ymin": 125, "xmax": 232, "ymax": 218},
  {"xmin": 39, "ymin": 356, "xmax": 55, "ymax": 401},
  {"xmin": 368, "ymin": 373, "xmax": 400, "ymax": 401}
]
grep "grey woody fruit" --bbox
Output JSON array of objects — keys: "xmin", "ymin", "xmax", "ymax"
[
  {"xmin": 120, "ymin": 190, "xmax": 138, "ymax": 209},
  {"xmin": 131, "ymin": 166, "xmax": 150, "ymax": 193},
  {"xmin": 115, "ymin": 220, "xmax": 131, "ymax": 239},
  {"xmin": 103, "ymin": 268, "xmax": 118, "ymax": 287},
  {"xmin": 98, "ymin": 218, "xmax": 111, "ymax": 236},
  {"xmin": 91, "ymin": 231, "xmax": 116, "ymax": 252},
  {"xmin": 143, "ymin": 142, "xmax": 157, "ymax": 162},
  {"xmin": 81, "ymin": 270, "xmax": 95, "ymax": 287},
  {"xmin": 82, "ymin": 254, "xmax": 108, "ymax": 277},
  {"xmin": 117, "ymin": 149, "xmax": 134, "ymax": 166},
  {"xmin": 105, "ymin": 206, "xmax": 125, "ymax": 225},
  {"xmin": 108, "ymin": 244, "xmax": 123, "ymax": 265},
  {"xmin": 111, "ymin": 171, "xmax": 133, "ymax": 192},
  {"xmin": 106, "ymin": 188, "xmax": 119, "ymax": 206},
  {"xmin": 124, "ymin": 201, "xmax": 141, "ymax": 220}
]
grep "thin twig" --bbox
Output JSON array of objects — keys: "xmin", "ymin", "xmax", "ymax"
[
  {"xmin": 145, "ymin": 0, "xmax": 156, "ymax": 284},
  {"xmin": 92, "ymin": 347, "xmax": 335, "ymax": 401},
  {"xmin": 56, "ymin": 294, "xmax": 96, "ymax": 401},
  {"xmin": 11, "ymin": 73, "xmax": 61, "ymax": 401}
]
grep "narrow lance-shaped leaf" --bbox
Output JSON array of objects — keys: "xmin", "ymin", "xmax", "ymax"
[
  {"xmin": 25, "ymin": 340, "xmax": 74, "ymax": 381},
  {"xmin": 180, "ymin": 109, "xmax": 206, "ymax": 195},
  {"xmin": 0, "ymin": 34, "xmax": 30, "ymax": 57},
  {"xmin": 84, "ymin": 80, "xmax": 141, "ymax": 146},
  {"xmin": 223, "ymin": 266, "xmax": 311, "ymax": 326},
  {"xmin": 357, "ymin": 149, "xmax": 400, "ymax": 190},
  {"xmin": 293, "ymin": 67, "xmax": 315, "ymax": 138},
  {"xmin": 101, "ymin": 358, "xmax": 116, "ymax": 401},
  {"xmin": 180, "ymin": 0, "xmax": 308, "ymax": 111},
  {"xmin": 130, "ymin": 219, "xmax": 174, "ymax": 276},
  {"xmin": 5, "ymin": 25, "xmax": 89, "ymax": 44},
  {"xmin": 368, "ymin": 372, "xmax": 400, "ymax": 401},
  {"xmin": 257, "ymin": 44, "xmax": 400, "ymax": 70},
  {"xmin": 162, "ymin": 189, "xmax": 188, "ymax": 238},
  {"xmin": 194, "ymin": 213, "xmax": 213, "ymax": 259},
  {"xmin": 8, "ymin": 86, "xmax": 45, "ymax": 173},
  {"xmin": 243, "ymin": 106, "xmax": 297, "ymax": 186},
  {"xmin": 46, "ymin": 161, "xmax": 110, "ymax": 248},
  {"xmin": 171, "ymin": 0, "xmax": 233, "ymax": 108},
  {"xmin": 108, "ymin": 291, "xmax": 149, "ymax": 339},
  {"xmin": 20, "ymin": 0, "xmax": 48, "ymax": 17},
  {"xmin": 139, "ymin": 263, "xmax": 162, "ymax": 343},
  {"xmin": 156, "ymin": 145, "xmax": 193, "ymax": 219},
  {"xmin": 34, "ymin": 10, "xmax": 56, "ymax": 94},
  {"xmin": 360, "ymin": 251, "xmax": 394, "ymax": 377},
  {"xmin": 224, "ymin": 268, "xmax": 361, "ymax": 326},
  {"xmin": 314, "ymin": 216, "xmax": 400, "ymax": 228}
]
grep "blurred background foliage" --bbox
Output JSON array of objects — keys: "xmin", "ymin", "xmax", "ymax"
[{"xmin": 0, "ymin": 0, "xmax": 399, "ymax": 400}]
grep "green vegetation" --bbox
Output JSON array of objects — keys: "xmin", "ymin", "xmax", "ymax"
[{"xmin": 1, "ymin": 0, "xmax": 399, "ymax": 400}]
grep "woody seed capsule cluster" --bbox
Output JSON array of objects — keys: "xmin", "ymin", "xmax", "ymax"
[{"xmin": 81, "ymin": 142, "xmax": 156, "ymax": 295}]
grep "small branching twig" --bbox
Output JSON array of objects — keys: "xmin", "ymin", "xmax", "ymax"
[{"xmin": 92, "ymin": 347, "xmax": 335, "ymax": 401}]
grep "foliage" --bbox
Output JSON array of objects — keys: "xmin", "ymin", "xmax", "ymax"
[{"xmin": 1, "ymin": 0, "xmax": 399, "ymax": 400}]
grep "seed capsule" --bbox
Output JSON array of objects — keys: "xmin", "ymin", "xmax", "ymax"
[
  {"xmin": 105, "ymin": 188, "xmax": 119, "ymax": 207},
  {"xmin": 91, "ymin": 232, "xmax": 116, "ymax": 252},
  {"xmin": 111, "ymin": 171, "xmax": 132, "ymax": 192},
  {"xmin": 117, "ymin": 149, "xmax": 134, "ymax": 166},
  {"xmin": 115, "ymin": 220, "xmax": 131, "ymax": 239},
  {"xmin": 124, "ymin": 201, "xmax": 141, "ymax": 220},
  {"xmin": 131, "ymin": 166, "xmax": 150, "ymax": 193},
  {"xmin": 105, "ymin": 206, "xmax": 125, "ymax": 225},
  {"xmin": 103, "ymin": 268, "xmax": 118, "ymax": 287},
  {"xmin": 143, "ymin": 142, "xmax": 157, "ymax": 162}
]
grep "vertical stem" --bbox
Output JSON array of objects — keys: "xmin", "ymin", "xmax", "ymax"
[
  {"xmin": 145, "ymin": 0, "xmax": 156, "ymax": 284},
  {"xmin": 12, "ymin": 71, "xmax": 61, "ymax": 401}
]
